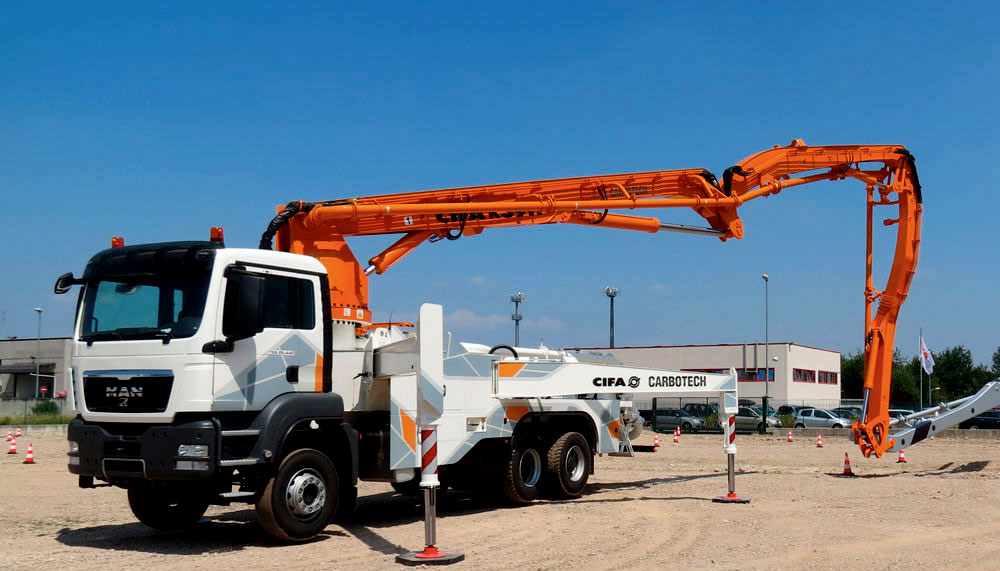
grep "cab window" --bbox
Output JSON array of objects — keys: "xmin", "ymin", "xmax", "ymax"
[{"xmin": 223, "ymin": 272, "xmax": 315, "ymax": 336}]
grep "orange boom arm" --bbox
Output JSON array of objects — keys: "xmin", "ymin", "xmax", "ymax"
[{"xmin": 261, "ymin": 139, "xmax": 921, "ymax": 458}]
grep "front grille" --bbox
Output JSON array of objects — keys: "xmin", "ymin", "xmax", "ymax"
[
  {"xmin": 84, "ymin": 374, "xmax": 173, "ymax": 413},
  {"xmin": 104, "ymin": 440, "xmax": 140, "ymax": 457}
]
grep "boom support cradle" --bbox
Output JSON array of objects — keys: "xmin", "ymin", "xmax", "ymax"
[{"xmin": 263, "ymin": 139, "xmax": 923, "ymax": 459}]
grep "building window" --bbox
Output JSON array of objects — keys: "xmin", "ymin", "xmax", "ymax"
[
  {"xmin": 738, "ymin": 368, "xmax": 774, "ymax": 382},
  {"xmin": 818, "ymin": 370, "xmax": 838, "ymax": 384},
  {"xmin": 792, "ymin": 368, "xmax": 816, "ymax": 383}
]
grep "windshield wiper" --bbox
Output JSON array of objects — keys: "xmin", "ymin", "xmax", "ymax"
[
  {"xmin": 153, "ymin": 330, "xmax": 174, "ymax": 345},
  {"xmin": 81, "ymin": 331, "xmax": 123, "ymax": 345}
]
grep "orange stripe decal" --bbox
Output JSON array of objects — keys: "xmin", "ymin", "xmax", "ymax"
[
  {"xmin": 400, "ymin": 409, "xmax": 417, "ymax": 452},
  {"xmin": 607, "ymin": 419, "xmax": 621, "ymax": 439},
  {"xmin": 498, "ymin": 362, "xmax": 526, "ymax": 377},
  {"xmin": 505, "ymin": 405, "xmax": 531, "ymax": 422},
  {"xmin": 314, "ymin": 353, "xmax": 324, "ymax": 392}
]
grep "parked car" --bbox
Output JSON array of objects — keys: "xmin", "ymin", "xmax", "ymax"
[
  {"xmin": 727, "ymin": 407, "xmax": 782, "ymax": 431},
  {"xmin": 958, "ymin": 410, "xmax": 1000, "ymax": 429},
  {"xmin": 651, "ymin": 408, "xmax": 706, "ymax": 432},
  {"xmin": 888, "ymin": 408, "xmax": 915, "ymax": 420},
  {"xmin": 751, "ymin": 405, "xmax": 777, "ymax": 417},
  {"xmin": 682, "ymin": 403, "xmax": 718, "ymax": 418},
  {"xmin": 777, "ymin": 405, "xmax": 811, "ymax": 417},
  {"xmin": 831, "ymin": 406, "xmax": 862, "ymax": 420},
  {"xmin": 793, "ymin": 408, "xmax": 853, "ymax": 429}
]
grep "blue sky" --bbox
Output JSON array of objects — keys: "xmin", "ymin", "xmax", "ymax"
[{"xmin": 2, "ymin": 2, "xmax": 997, "ymax": 365}]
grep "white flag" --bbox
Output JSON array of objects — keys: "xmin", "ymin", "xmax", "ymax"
[{"xmin": 919, "ymin": 336, "xmax": 935, "ymax": 375}]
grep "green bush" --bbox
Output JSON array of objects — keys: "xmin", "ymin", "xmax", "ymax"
[
  {"xmin": 778, "ymin": 414, "xmax": 795, "ymax": 427},
  {"xmin": 32, "ymin": 400, "xmax": 59, "ymax": 415},
  {"xmin": 0, "ymin": 411, "xmax": 73, "ymax": 426},
  {"xmin": 705, "ymin": 413, "xmax": 719, "ymax": 431}
]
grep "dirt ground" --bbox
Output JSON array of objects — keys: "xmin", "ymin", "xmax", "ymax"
[{"xmin": 2, "ymin": 431, "xmax": 999, "ymax": 571}]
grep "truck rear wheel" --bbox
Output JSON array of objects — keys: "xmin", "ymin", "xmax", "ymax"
[
  {"xmin": 256, "ymin": 448, "xmax": 339, "ymax": 542},
  {"xmin": 502, "ymin": 439, "xmax": 543, "ymax": 504},
  {"xmin": 127, "ymin": 488, "xmax": 209, "ymax": 531},
  {"xmin": 545, "ymin": 432, "xmax": 591, "ymax": 498}
]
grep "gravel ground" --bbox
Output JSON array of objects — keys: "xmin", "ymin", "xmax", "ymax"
[{"xmin": 1, "ymin": 431, "xmax": 999, "ymax": 571}]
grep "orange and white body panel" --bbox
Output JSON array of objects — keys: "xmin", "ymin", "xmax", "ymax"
[{"xmin": 360, "ymin": 304, "xmax": 738, "ymax": 480}]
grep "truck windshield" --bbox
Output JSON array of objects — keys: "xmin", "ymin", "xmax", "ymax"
[{"xmin": 80, "ymin": 275, "xmax": 210, "ymax": 342}]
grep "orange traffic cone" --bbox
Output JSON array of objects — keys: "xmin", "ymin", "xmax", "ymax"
[
  {"xmin": 897, "ymin": 449, "xmax": 907, "ymax": 463},
  {"xmin": 675, "ymin": 425, "xmax": 681, "ymax": 436},
  {"xmin": 7, "ymin": 438, "xmax": 16, "ymax": 455},
  {"xmin": 841, "ymin": 451, "xmax": 855, "ymax": 476},
  {"xmin": 673, "ymin": 431, "xmax": 679, "ymax": 443},
  {"xmin": 23, "ymin": 443, "xmax": 35, "ymax": 464},
  {"xmin": 816, "ymin": 434, "xmax": 823, "ymax": 448},
  {"xmin": 5, "ymin": 430, "xmax": 11, "ymax": 442},
  {"xmin": 787, "ymin": 431, "xmax": 794, "ymax": 442},
  {"xmin": 653, "ymin": 433, "xmax": 661, "ymax": 449},
  {"xmin": 15, "ymin": 426, "xmax": 22, "ymax": 438}
]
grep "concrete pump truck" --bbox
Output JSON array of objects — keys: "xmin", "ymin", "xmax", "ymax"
[{"xmin": 59, "ymin": 140, "xmax": 957, "ymax": 542}]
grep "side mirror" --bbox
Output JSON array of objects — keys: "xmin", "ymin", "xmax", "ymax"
[
  {"xmin": 223, "ymin": 270, "xmax": 266, "ymax": 341},
  {"xmin": 54, "ymin": 272, "xmax": 81, "ymax": 294}
]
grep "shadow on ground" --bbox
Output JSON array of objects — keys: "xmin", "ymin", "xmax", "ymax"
[
  {"xmin": 55, "ymin": 514, "xmax": 341, "ymax": 555},
  {"xmin": 55, "ymin": 471, "xmax": 738, "ymax": 554}
]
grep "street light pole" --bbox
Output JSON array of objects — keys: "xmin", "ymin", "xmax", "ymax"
[
  {"xmin": 34, "ymin": 307, "xmax": 43, "ymax": 400},
  {"xmin": 760, "ymin": 275, "xmax": 769, "ymax": 434},
  {"xmin": 603, "ymin": 286, "xmax": 620, "ymax": 348},
  {"xmin": 510, "ymin": 292, "xmax": 524, "ymax": 347}
]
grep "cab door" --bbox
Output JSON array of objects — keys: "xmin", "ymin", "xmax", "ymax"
[{"xmin": 213, "ymin": 265, "xmax": 325, "ymax": 411}]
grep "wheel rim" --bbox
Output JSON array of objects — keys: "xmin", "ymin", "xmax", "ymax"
[
  {"xmin": 519, "ymin": 448, "xmax": 542, "ymax": 487},
  {"xmin": 565, "ymin": 445, "xmax": 586, "ymax": 482},
  {"xmin": 284, "ymin": 468, "xmax": 326, "ymax": 520}
]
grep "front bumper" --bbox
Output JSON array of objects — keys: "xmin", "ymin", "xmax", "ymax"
[{"xmin": 68, "ymin": 416, "xmax": 218, "ymax": 481}]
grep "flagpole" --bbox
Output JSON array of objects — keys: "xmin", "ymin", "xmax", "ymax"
[{"xmin": 919, "ymin": 328, "xmax": 923, "ymax": 410}]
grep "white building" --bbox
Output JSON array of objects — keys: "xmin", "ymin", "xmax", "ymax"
[
  {"xmin": 568, "ymin": 342, "xmax": 842, "ymax": 410},
  {"xmin": 0, "ymin": 337, "xmax": 73, "ymax": 416}
]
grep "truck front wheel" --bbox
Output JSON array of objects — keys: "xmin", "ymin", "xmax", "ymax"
[
  {"xmin": 127, "ymin": 488, "xmax": 209, "ymax": 531},
  {"xmin": 256, "ymin": 448, "xmax": 339, "ymax": 542}
]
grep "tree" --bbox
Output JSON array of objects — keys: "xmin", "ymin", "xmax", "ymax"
[
  {"xmin": 992, "ymin": 346, "xmax": 1000, "ymax": 379},
  {"xmin": 839, "ymin": 349, "xmax": 918, "ymax": 406},
  {"xmin": 889, "ymin": 349, "xmax": 919, "ymax": 407},
  {"xmin": 928, "ymin": 345, "xmax": 984, "ymax": 401},
  {"xmin": 841, "ymin": 351, "xmax": 864, "ymax": 399}
]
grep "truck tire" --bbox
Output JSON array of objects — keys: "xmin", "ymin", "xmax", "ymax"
[
  {"xmin": 502, "ymin": 439, "xmax": 543, "ymax": 504},
  {"xmin": 127, "ymin": 488, "xmax": 209, "ymax": 531},
  {"xmin": 256, "ymin": 448, "xmax": 339, "ymax": 542},
  {"xmin": 545, "ymin": 432, "xmax": 591, "ymax": 499}
]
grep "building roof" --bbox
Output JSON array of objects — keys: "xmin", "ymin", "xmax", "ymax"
[
  {"xmin": 0, "ymin": 364, "xmax": 38, "ymax": 374},
  {"xmin": 567, "ymin": 342, "xmax": 841, "ymax": 355}
]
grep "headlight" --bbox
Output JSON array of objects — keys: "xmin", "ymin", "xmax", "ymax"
[
  {"xmin": 68, "ymin": 440, "xmax": 80, "ymax": 454},
  {"xmin": 177, "ymin": 444, "xmax": 209, "ymax": 458}
]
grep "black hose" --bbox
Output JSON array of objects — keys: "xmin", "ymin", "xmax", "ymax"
[
  {"xmin": 259, "ymin": 201, "xmax": 315, "ymax": 249},
  {"xmin": 488, "ymin": 344, "xmax": 519, "ymax": 359},
  {"xmin": 894, "ymin": 149, "xmax": 922, "ymax": 204},
  {"xmin": 722, "ymin": 166, "xmax": 753, "ymax": 196}
]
